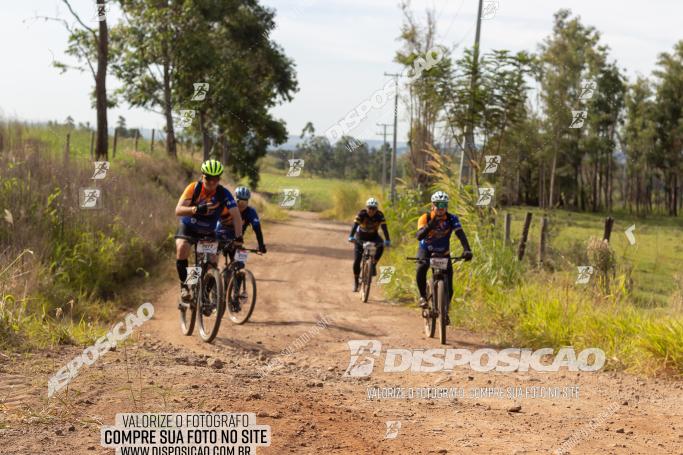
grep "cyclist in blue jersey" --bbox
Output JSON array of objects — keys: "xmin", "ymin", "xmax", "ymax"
[
  {"xmin": 175, "ymin": 160, "xmax": 243, "ymax": 303},
  {"xmin": 415, "ymin": 191, "xmax": 473, "ymax": 324},
  {"xmin": 216, "ymin": 186, "xmax": 267, "ymax": 257}
]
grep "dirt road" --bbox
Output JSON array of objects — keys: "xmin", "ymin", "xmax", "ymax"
[{"xmin": 2, "ymin": 211, "xmax": 683, "ymax": 454}]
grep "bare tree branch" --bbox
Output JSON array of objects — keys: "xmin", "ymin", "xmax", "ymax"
[{"xmin": 61, "ymin": 0, "xmax": 96, "ymax": 37}]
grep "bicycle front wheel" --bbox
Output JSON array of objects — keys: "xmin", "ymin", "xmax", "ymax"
[
  {"xmin": 436, "ymin": 280, "xmax": 447, "ymax": 345},
  {"xmin": 227, "ymin": 269, "xmax": 257, "ymax": 324},
  {"xmin": 198, "ymin": 267, "xmax": 224, "ymax": 343},
  {"xmin": 361, "ymin": 259, "xmax": 372, "ymax": 303},
  {"xmin": 424, "ymin": 282, "xmax": 436, "ymax": 338},
  {"xmin": 179, "ymin": 285, "xmax": 198, "ymax": 336}
]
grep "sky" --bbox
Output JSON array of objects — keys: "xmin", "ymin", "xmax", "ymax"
[{"xmin": 1, "ymin": 0, "xmax": 682, "ymax": 141}]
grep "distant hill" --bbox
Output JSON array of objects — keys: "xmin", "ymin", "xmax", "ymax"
[{"xmin": 270, "ymin": 136, "xmax": 408, "ymax": 154}]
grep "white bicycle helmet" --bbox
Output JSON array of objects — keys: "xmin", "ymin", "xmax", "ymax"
[
  {"xmin": 431, "ymin": 191, "xmax": 449, "ymax": 203},
  {"xmin": 235, "ymin": 186, "xmax": 251, "ymax": 200},
  {"xmin": 366, "ymin": 197, "xmax": 379, "ymax": 208}
]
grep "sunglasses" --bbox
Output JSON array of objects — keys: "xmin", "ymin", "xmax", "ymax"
[
  {"xmin": 434, "ymin": 202, "xmax": 448, "ymax": 209},
  {"xmin": 204, "ymin": 176, "xmax": 220, "ymax": 183}
]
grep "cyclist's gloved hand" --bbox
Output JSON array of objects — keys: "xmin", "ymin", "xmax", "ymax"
[
  {"xmin": 258, "ymin": 244, "xmax": 267, "ymax": 254},
  {"xmin": 348, "ymin": 236, "xmax": 355, "ymax": 243},
  {"xmin": 462, "ymin": 250, "xmax": 473, "ymax": 261},
  {"xmin": 384, "ymin": 240, "xmax": 391, "ymax": 247},
  {"xmin": 195, "ymin": 203, "xmax": 209, "ymax": 215}
]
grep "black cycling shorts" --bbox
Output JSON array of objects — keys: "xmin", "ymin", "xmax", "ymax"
[{"xmin": 174, "ymin": 223, "xmax": 215, "ymax": 242}]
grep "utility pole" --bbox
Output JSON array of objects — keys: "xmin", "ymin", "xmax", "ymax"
[
  {"xmin": 376, "ymin": 123, "xmax": 392, "ymax": 195},
  {"xmin": 384, "ymin": 72, "xmax": 401, "ymax": 203},
  {"xmin": 461, "ymin": 0, "xmax": 484, "ymax": 188}
]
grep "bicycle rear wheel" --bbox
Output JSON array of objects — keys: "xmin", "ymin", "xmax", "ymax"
[
  {"xmin": 198, "ymin": 267, "xmax": 224, "ymax": 343},
  {"xmin": 436, "ymin": 280, "xmax": 447, "ymax": 345},
  {"xmin": 424, "ymin": 282, "xmax": 436, "ymax": 338},
  {"xmin": 227, "ymin": 269, "xmax": 257, "ymax": 324},
  {"xmin": 360, "ymin": 259, "xmax": 372, "ymax": 303}
]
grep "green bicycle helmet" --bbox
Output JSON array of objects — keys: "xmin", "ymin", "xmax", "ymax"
[{"xmin": 201, "ymin": 159, "xmax": 224, "ymax": 177}]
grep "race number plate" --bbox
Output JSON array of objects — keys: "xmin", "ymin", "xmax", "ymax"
[
  {"xmin": 430, "ymin": 257, "xmax": 449, "ymax": 270},
  {"xmin": 197, "ymin": 241, "xmax": 218, "ymax": 254},
  {"xmin": 235, "ymin": 249, "xmax": 249, "ymax": 263}
]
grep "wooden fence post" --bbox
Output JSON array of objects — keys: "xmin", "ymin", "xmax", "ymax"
[
  {"xmin": 539, "ymin": 216, "xmax": 549, "ymax": 265},
  {"xmin": 517, "ymin": 212, "xmax": 533, "ymax": 261},
  {"xmin": 134, "ymin": 129, "xmax": 139, "ymax": 152},
  {"xmin": 64, "ymin": 132, "xmax": 71, "ymax": 165},
  {"xmin": 603, "ymin": 216, "xmax": 614, "ymax": 242},
  {"xmin": 504, "ymin": 213, "xmax": 511, "ymax": 245},
  {"xmin": 150, "ymin": 129, "xmax": 155, "ymax": 153},
  {"xmin": 113, "ymin": 128, "xmax": 118, "ymax": 158},
  {"xmin": 89, "ymin": 131, "xmax": 95, "ymax": 160}
]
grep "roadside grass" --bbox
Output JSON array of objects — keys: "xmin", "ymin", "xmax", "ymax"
[
  {"xmin": 501, "ymin": 207, "xmax": 683, "ymax": 308},
  {"xmin": 0, "ymin": 121, "xmax": 283, "ymax": 350},
  {"xmin": 255, "ymin": 171, "xmax": 383, "ymax": 219}
]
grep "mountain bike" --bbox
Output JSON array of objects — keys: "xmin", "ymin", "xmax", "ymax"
[
  {"xmin": 359, "ymin": 241, "xmax": 379, "ymax": 303},
  {"xmin": 221, "ymin": 240, "xmax": 261, "ymax": 325},
  {"xmin": 178, "ymin": 236, "xmax": 224, "ymax": 342},
  {"xmin": 407, "ymin": 253, "xmax": 465, "ymax": 345}
]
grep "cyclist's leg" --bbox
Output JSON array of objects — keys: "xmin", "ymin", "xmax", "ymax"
[
  {"xmin": 175, "ymin": 224, "xmax": 196, "ymax": 301},
  {"xmin": 415, "ymin": 248, "xmax": 430, "ymax": 299},
  {"xmin": 373, "ymin": 236, "xmax": 384, "ymax": 262},
  {"xmin": 445, "ymin": 258, "xmax": 454, "ymax": 324},
  {"xmin": 352, "ymin": 240, "xmax": 362, "ymax": 290}
]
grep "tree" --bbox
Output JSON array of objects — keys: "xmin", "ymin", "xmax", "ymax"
[{"xmin": 46, "ymin": 0, "xmax": 111, "ymax": 159}]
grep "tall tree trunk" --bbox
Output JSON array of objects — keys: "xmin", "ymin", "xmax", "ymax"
[
  {"xmin": 200, "ymin": 110, "xmax": 211, "ymax": 160},
  {"xmin": 95, "ymin": 10, "xmax": 109, "ymax": 160},
  {"xmin": 162, "ymin": 49, "xmax": 177, "ymax": 158}
]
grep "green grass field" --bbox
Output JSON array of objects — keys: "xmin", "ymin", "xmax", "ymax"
[{"xmin": 501, "ymin": 207, "xmax": 683, "ymax": 308}]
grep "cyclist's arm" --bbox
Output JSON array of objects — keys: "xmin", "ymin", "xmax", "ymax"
[
  {"xmin": 349, "ymin": 222, "xmax": 359, "ymax": 238},
  {"xmin": 454, "ymin": 228, "xmax": 471, "ymax": 252},
  {"xmin": 380, "ymin": 223, "xmax": 390, "ymax": 241},
  {"xmin": 252, "ymin": 223, "xmax": 265, "ymax": 248},
  {"xmin": 176, "ymin": 184, "xmax": 197, "ymax": 216},
  {"xmin": 416, "ymin": 214, "xmax": 430, "ymax": 241},
  {"xmin": 228, "ymin": 206, "xmax": 243, "ymax": 238}
]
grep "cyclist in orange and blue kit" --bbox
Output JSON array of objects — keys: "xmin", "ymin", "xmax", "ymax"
[
  {"xmin": 415, "ymin": 191, "xmax": 473, "ymax": 324},
  {"xmin": 216, "ymin": 186, "xmax": 267, "ymax": 257},
  {"xmin": 175, "ymin": 160, "xmax": 243, "ymax": 303}
]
